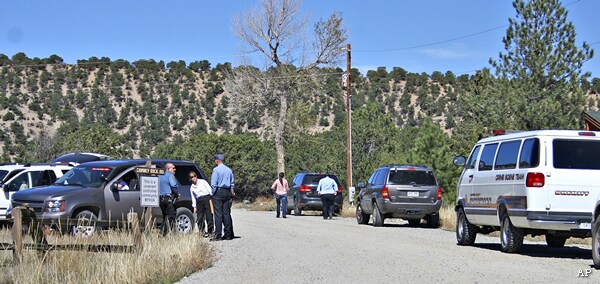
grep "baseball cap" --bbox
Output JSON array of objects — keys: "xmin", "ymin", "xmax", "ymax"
[{"xmin": 214, "ymin": 154, "xmax": 225, "ymax": 161}]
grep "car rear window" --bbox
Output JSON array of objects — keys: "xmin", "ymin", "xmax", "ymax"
[
  {"xmin": 303, "ymin": 174, "xmax": 339, "ymax": 185},
  {"xmin": 553, "ymin": 139, "xmax": 600, "ymax": 170},
  {"xmin": 388, "ymin": 170, "xmax": 436, "ymax": 186}
]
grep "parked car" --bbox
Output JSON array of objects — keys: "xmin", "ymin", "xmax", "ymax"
[
  {"xmin": 356, "ymin": 164, "xmax": 442, "ymax": 227},
  {"xmin": 287, "ymin": 172, "xmax": 343, "ymax": 216},
  {"xmin": 52, "ymin": 152, "xmax": 111, "ymax": 165},
  {"xmin": 453, "ymin": 130, "xmax": 600, "ymax": 260},
  {"xmin": 0, "ymin": 163, "xmax": 73, "ymax": 220},
  {"xmin": 10, "ymin": 159, "xmax": 206, "ymax": 236}
]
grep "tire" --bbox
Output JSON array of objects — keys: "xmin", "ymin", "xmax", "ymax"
[
  {"xmin": 294, "ymin": 199, "xmax": 302, "ymax": 216},
  {"xmin": 593, "ymin": 216, "xmax": 600, "ymax": 269},
  {"xmin": 456, "ymin": 207, "xmax": 476, "ymax": 246},
  {"xmin": 356, "ymin": 203, "xmax": 370, "ymax": 225},
  {"xmin": 175, "ymin": 207, "xmax": 195, "ymax": 234},
  {"xmin": 545, "ymin": 234, "xmax": 567, "ymax": 248},
  {"xmin": 500, "ymin": 213, "xmax": 524, "ymax": 253},
  {"xmin": 407, "ymin": 219, "xmax": 421, "ymax": 227},
  {"xmin": 372, "ymin": 202, "xmax": 384, "ymax": 227},
  {"xmin": 427, "ymin": 213, "xmax": 440, "ymax": 228},
  {"xmin": 71, "ymin": 210, "xmax": 98, "ymax": 237}
]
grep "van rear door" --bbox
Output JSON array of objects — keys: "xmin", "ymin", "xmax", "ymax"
[{"xmin": 546, "ymin": 138, "xmax": 600, "ymax": 228}]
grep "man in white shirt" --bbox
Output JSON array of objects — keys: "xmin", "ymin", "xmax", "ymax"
[
  {"xmin": 317, "ymin": 174, "xmax": 338, "ymax": 220},
  {"xmin": 189, "ymin": 171, "xmax": 214, "ymax": 237}
]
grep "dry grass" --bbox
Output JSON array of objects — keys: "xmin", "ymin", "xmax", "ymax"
[{"xmin": 0, "ymin": 228, "xmax": 214, "ymax": 284}]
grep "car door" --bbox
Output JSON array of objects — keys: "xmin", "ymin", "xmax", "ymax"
[
  {"xmin": 361, "ymin": 170, "xmax": 380, "ymax": 212},
  {"xmin": 104, "ymin": 167, "xmax": 143, "ymax": 222}
]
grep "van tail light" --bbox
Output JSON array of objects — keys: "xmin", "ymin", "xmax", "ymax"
[
  {"xmin": 526, "ymin": 172, "xmax": 545, "ymax": 187},
  {"xmin": 382, "ymin": 186, "xmax": 389, "ymax": 199},
  {"xmin": 299, "ymin": 185, "xmax": 311, "ymax": 192},
  {"xmin": 436, "ymin": 188, "xmax": 443, "ymax": 200}
]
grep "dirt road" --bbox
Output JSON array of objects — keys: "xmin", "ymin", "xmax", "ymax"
[{"xmin": 178, "ymin": 208, "xmax": 597, "ymax": 283}]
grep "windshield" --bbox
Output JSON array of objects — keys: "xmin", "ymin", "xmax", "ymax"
[{"xmin": 55, "ymin": 166, "xmax": 113, "ymax": 187}]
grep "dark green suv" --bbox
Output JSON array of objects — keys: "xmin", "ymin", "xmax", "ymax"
[
  {"xmin": 287, "ymin": 173, "xmax": 343, "ymax": 216},
  {"xmin": 356, "ymin": 165, "xmax": 442, "ymax": 227}
]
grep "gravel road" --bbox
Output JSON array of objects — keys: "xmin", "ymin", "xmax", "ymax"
[{"xmin": 178, "ymin": 208, "xmax": 597, "ymax": 284}]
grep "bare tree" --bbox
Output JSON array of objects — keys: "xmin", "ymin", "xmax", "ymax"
[{"xmin": 226, "ymin": 0, "xmax": 347, "ymax": 173}]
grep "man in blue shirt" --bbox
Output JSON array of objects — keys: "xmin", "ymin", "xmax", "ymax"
[
  {"xmin": 159, "ymin": 162, "xmax": 180, "ymax": 236},
  {"xmin": 211, "ymin": 154, "xmax": 235, "ymax": 241},
  {"xmin": 317, "ymin": 174, "xmax": 338, "ymax": 220}
]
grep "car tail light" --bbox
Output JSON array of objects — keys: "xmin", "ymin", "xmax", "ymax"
[
  {"xmin": 436, "ymin": 187, "xmax": 443, "ymax": 200},
  {"xmin": 382, "ymin": 186, "xmax": 389, "ymax": 199},
  {"xmin": 299, "ymin": 185, "xmax": 311, "ymax": 192},
  {"xmin": 526, "ymin": 172, "xmax": 545, "ymax": 187}
]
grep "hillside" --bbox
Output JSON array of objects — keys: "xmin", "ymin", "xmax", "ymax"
[{"xmin": 1, "ymin": 54, "xmax": 599, "ymax": 162}]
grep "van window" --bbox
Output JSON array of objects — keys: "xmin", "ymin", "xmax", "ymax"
[
  {"xmin": 479, "ymin": 143, "xmax": 498, "ymax": 171},
  {"xmin": 553, "ymin": 139, "xmax": 600, "ymax": 169},
  {"xmin": 495, "ymin": 140, "xmax": 521, "ymax": 170},
  {"xmin": 466, "ymin": 145, "xmax": 481, "ymax": 169},
  {"xmin": 519, "ymin": 138, "xmax": 540, "ymax": 168}
]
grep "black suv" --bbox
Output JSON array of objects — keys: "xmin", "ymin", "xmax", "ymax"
[
  {"xmin": 356, "ymin": 165, "xmax": 442, "ymax": 227},
  {"xmin": 11, "ymin": 159, "xmax": 206, "ymax": 236},
  {"xmin": 287, "ymin": 172, "xmax": 343, "ymax": 216}
]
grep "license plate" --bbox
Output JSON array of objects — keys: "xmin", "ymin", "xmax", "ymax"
[
  {"xmin": 578, "ymin": 222, "xmax": 592, "ymax": 229},
  {"xmin": 407, "ymin": 191, "xmax": 419, "ymax": 197}
]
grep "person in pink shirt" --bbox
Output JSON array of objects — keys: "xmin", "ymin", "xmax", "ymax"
[{"xmin": 271, "ymin": 172, "xmax": 289, "ymax": 218}]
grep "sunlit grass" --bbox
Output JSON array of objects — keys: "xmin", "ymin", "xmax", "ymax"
[{"xmin": 0, "ymin": 227, "xmax": 214, "ymax": 284}]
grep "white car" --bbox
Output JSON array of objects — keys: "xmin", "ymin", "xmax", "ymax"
[
  {"xmin": 452, "ymin": 130, "xmax": 600, "ymax": 260},
  {"xmin": 0, "ymin": 163, "xmax": 73, "ymax": 220}
]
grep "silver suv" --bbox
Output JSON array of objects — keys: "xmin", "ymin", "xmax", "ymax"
[{"xmin": 356, "ymin": 164, "xmax": 442, "ymax": 227}]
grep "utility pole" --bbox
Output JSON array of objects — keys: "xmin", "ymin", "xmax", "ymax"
[{"xmin": 346, "ymin": 43, "xmax": 353, "ymax": 200}]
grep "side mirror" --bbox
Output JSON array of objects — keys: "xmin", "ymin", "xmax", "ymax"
[
  {"xmin": 357, "ymin": 182, "xmax": 365, "ymax": 188},
  {"xmin": 110, "ymin": 182, "xmax": 119, "ymax": 192},
  {"xmin": 453, "ymin": 156, "xmax": 466, "ymax": 167}
]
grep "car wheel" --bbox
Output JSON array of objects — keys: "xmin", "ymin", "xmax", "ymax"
[
  {"xmin": 71, "ymin": 210, "xmax": 98, "ymax": 237},
  {"xmin": 176, "ymin": 207, "xmax": 194, "ymax": 234},
  {"xmin": 372, "ymin": 202, "xmax": 384, "ymax": 227},
  {"xmin": 593, "ymin": 216, "xmax": 600, "ymax": 269},
  {"xmin": 545, "ymin": 234, "xmax": 567, "ymax": 248},
  {"xmin": 407, "ymin": 219, "xmax": 421, "ymax": 227},
  {"xmin": 294, "ymin": 199, "xmax": 302, "ymax": 216},
  {"xmin": 456, "ymin": 207, "xmax": 476, "ymax": 246},
  {"xmin": 356, "ymin": 203, "xmax": 369, "ymax": 225},
  {"xmin": 500, "ymin": 213, "xmax": 523, "ymax": 253},
  {"xmin": 427, "ymin": 213, "xmax": 440, "ymax": 228}
]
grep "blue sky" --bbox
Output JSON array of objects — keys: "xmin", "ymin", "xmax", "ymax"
[{"xmin": 2, "ymin": 0, "xmax": 599, "ymax": 78}]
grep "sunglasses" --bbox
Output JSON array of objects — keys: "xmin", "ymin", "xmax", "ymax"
[{"xmin": 189, "ymin": 176, "xmax": 197, "ymax": 179}]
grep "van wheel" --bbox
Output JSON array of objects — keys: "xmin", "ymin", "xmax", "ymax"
[
  {"xmin": 427, "ymin": 213, "xmax": 440, "ymax": 228},
  {"xmin": 372, "ymin": 202, "xmax": 384, "ymax": 227},
  {"xmin": 71, "ymin": 210, "xmax": 98, "ymax": 237},
  {"xmin": 294, "ymin": 200, "xmax": 302, "ymax": 216},
  {"xmin": 456, "ymin": 207, "xmax": 476, "ymax": 246},
  {"xmin": 356, "ymin": 203, "xmax": 369, "ymax": 225},
  {"xmin": 176, "ymin": 207, "xmax": 194, "ymax": 234},
  {"xmin": 545, "ymin": 234, "xmax": 567, "ymax": 248},
  {"xmin": 593, "ymin": 216, "xmax": 600, "ymax": 269},
  {"xmin": 500, "ymin": 214, "xmax": 523, "ymax": 253}
]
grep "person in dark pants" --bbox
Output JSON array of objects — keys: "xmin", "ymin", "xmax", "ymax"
[
  {"xmin": 159, "ymin": 163, "xmax": 180, "ymax": 236},
  {"xmin": 189, "ymin": 171, "xmax": 214, "ymax": 238},
  {"xmin": 211, "ymin": 153, "xmax": 235, "ymax": 241},
  {"xmin": 317, "ymin": 174, "xmax": 338, "ymax": 220}
]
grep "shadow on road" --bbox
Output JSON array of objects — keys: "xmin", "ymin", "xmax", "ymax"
[{"xmin": 472, "ymin": 243, "xmax": 591, "ymax": 260}]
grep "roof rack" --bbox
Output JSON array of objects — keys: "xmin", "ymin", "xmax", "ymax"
[{"xmin": 382, "ymin": 164, "xmax": 430, "ymax": 169}]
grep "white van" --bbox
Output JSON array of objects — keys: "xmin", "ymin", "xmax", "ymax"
[
  {"xmin": 452, "ymin": 130, "xmax": 600, "ymax": 262},
  {"xmin": 0, "ymin": 163, "xmax": 72, "ymax": 220}
]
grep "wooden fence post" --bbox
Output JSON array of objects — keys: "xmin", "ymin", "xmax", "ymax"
[
  {"xmin": 143, "ymin": 207, "xmax": 153, "ymax": 235},
  {"xmin": 128, "ymin": 212, "xmax": 143, "ymax": 254},
  {"xmin": 11, "ymin": 207, "xmax": 23, "ymax": 265}
]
